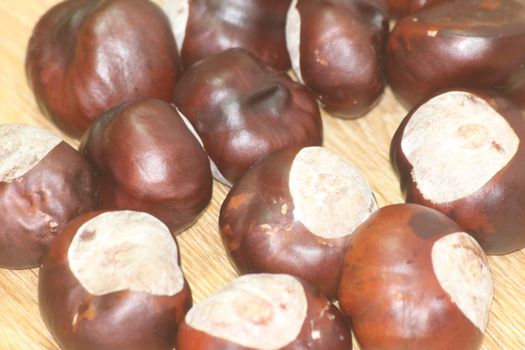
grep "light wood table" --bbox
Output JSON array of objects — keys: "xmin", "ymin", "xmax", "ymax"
[{"xmin": 0, "ymin": 1, "xmax": 524, "ymax": 349}]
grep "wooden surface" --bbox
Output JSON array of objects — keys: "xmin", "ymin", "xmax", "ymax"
[{"xmin": 0, "ymin": 1, "xmax": 524, "ymax": 349}]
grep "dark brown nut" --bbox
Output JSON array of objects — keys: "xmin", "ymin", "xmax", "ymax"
[
  {"xmin": 0, "ymin": 124, "xmax": 95, "ymax": 269},
  {"xmin": 173, "ymin": 48, "xmax": 323, "ymax": 186},
  {"xmin": 391, "ymin": 89, "xmax": 525, "ymax": 254},
  {"xmin": 177, "ymin": 273, "xmax": 353, "ymax": 350},
  {"xmin": 387, "ymin": 0, "xmax": 452, "ymax": 18},
  {"xmin": 286, "ymin": 0, "xmax": 389, "ymax": 118},
  {"xmin": 79, "ymin": 98, "xmax": 212, "ymax": 235},
  {"xmin": 386, "ymin": 0, "xmax": 525, "ymax": 109},
  {"xmin": 339, "ymin": 204, "xmax": 494, "ymax": 350},
  {"xmin": 26, "ymin": 0, "xmax": 180, "ymax": 136},
  {"xmin": 163, "ymin": 0, "xmax": 291, "ymax": 71},
  {"xmin": 39, "ymin": 210, "xmax": 192, "ymax": 350},
  {"xmin": 219, "ymin": 146, "xmax": 377, "ymax": 299}
]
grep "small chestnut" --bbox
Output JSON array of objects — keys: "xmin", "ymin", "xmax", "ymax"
[
  {"xmin": 173, "ymin": 48, "xmax": 323, "ymax": 185},
  {"xmin": 391, "ymin": 89, "xmax": 525, "ymax": 254},
  {"xmin": 163, "ymin": 0, "xmax": 291, "ymax": 70},
  {"xmin": 39, "ymin": 210, "xmax": 192, "ymax": 350},
  {"xmin": 386, "ymin": 0, "xmax": 525, "ymax": 109},
  {"xmin": 79, "ymin": 98, "xmax": 213, "ymax": 235},
  {"xmin": 26, "ymin": 0, "xmax": 180, "ymax": 135},
  {"xmin": 220, "ymin": 146, "xmax": 377, "ymax": 299},
  {"xmin": 0, "ymin": 124, "xmax": 95, "ymax": 269},
  {"xmin": 177, "ymin": 273, "xmax": 353, "ymax": 350},
  {"xmin": 286, "ymin": 0, "xmax": 389, "ymax": 118},
  {"xmin": 339, "ymin": 204, "xmax": 494, "ymax": 350}
]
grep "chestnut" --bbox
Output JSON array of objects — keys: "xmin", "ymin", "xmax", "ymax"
[
  {"xmin": 286, "ymin": 0, "xmax": 389, "ymax": 118},
  {"xmin": 163, "ymin": 0, "xmax": 291, "ymax": 70},
  {"xmin": 386, "ymin": 0, "xmax": 525, "ymax": 109},
  {"xmin": 219, "ymin": 146, "xmax": 377, "ymax": 299},
  {"xmin": 79, "ymin": 98, "xmax": 212, "ymax": 235},
  {"xmin": 177, "ymin": 273, "xmax": 353, "ymax": 350},
  {"xmin": 173, "ymin": 48, "xmax": 323, "ymax": 185},
  {"xmin": 38, "ymin": 210, "xmax": 192, "ymax": 350},
  {"xmin": 391, "ymin": 89, "xmax": 525, "ymax": 254},
  {"xmin": 339, "ymin": 203, "xmax": 494, "ymax": 350},
  {"xmin": 0, "ymin": 123, "xmax": 95, "ymax": 269},
  {"xmin": 26, "ymin": 0, "xmax": 180, "ymax": 135},
  {"xmin": 386, "ymin": 0, "xmax": 452, "ymax": 18}
]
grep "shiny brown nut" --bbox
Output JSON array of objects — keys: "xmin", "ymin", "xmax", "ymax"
[
  {"xmin": 391, "ymin": 89, "xmax": 525, "ymax": 254},
  {"xmin": 219, "ymin": 146, "xmax": 377, "ymax": 299},
  {"xmin": 79, "ymin": 98, "xmax": 212, "ymax": 235},
  {"xmin": 0, "ymin": 124, "xmax": 95, "ymax": 269},
  {"xmin": 339, "ymin": 203, "xmax": 494, "ymax": 350},
  {"xmin": 163, "ymin": 0, "xmax": 291, "ymax": 71},
  {"xmin": 286, "ymin": 0, "xmax": 388, "ymax": 118},
  {"xmin": 386, "ymin": 0, "xmax": 525, "ymax": 109},
  {"xmin": 26, "ymin": 0, "xmax": 180, "ymax": 136},
  {"xmin": 39, "ymin": 210, "xmax": 192, "ymax": 350},
  {"xmin": 387, "ymin": 0, "xmax": 452, "ymax": 18},
  {"xmin": 173, "ymin": 48, "xmax": 323, "ymax": 186},
  {"xmin": 177, "ymin": 273, "xmax": 353, "ymax": 350}
]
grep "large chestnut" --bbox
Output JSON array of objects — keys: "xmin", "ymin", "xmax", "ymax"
[
  {"xmin": 391, "ymin": 89, "xmax": 525, "ymax": 254},
  {"xmin": 220, "ymin": 146, "xmax": 377, "ymax": 299},
  {"xmin": 0, "ymin": 124, "xmax": 95, "ymax": 269},
  {"xmin": 177, "ymin": 273, "xmax": 353, "ymax": 350},
  {"xmin": 26, "ymin": 0, "xmax": 180, "ymax": 135},
  {"xmin": 79, "ymin": 98, "xmax": 212, "ymax": 235},
  {"xmin": 163, "ymin": 0, "xmax": 291, "ymax": 70},
  {"xmin": 286, "ymin": 0, "xmax": 389, "ymax": 118},
  {"xmin": 39, "ymin": 210, "xmax": 192, "ymax": 350},
  {"xmin": 386, "ymin": 0, "xmax": 525, "ymax": 109},
  {"xmin": 173, "ymin": 48, "xmax": 323, "ymax": 185},
  {"xmin": 339, "ymin": 204, "xmax": 494, "ymax": 350}
]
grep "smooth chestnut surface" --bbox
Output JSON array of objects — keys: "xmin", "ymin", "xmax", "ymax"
[
  {"xmin": 387, "ymin": 0, "xmax": 452, "ymax": 17},
  {"xmin": 164, "ymin": 0, "xmax": 291, "ymax": 71},
  {"xmin": 79, "ymin": 98, "xmax": 212, "ymax": 235},
  {"xmin": 391, "ymin": 90, "xmax": 525, "ymax": 254},
  {"xmin": 173, "ymin": 48, "xmax": 323, "ymax": 185},
  {"xmin": 286, "ymin": 0, "xmax": 388, "ymax": 118},
  {"xmin": 386, "ymin": 0, "xmax": 525, "ymax": 109},
  {"xmin": 0, "ymin": 124, "xmax": 95, "ymax": 269},
  {"xmin": 339, "ymin": 204, "xmax": 494, "ymax": 350},
  {"xmin": 219, "ymin": 146, "xmax": 377, "ymax": 299},
  {"xmin": 177, "ymin": 274, "xmax": 353, "ymax": 350},
  {"xmin": 26, "ymin": 0, "xmax": 180, "ymax": 135},
  {"xmin": 39, "ymin": 210, "xmax": 192, "ymax": 350}
]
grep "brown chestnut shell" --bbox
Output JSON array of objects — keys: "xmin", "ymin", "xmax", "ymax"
[{"xmin": 387, "ymin": 0, "xmax": 452, "ymax": 18}]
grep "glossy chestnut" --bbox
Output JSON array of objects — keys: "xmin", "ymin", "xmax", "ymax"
[
  {"xmin": 26, "ymin": 0, "xmax": 180, "ymax": 135},
  {"xmin": 391, "ymin": 89, "xmax": 525, "ymax": 254},
  {"xmin": 387, "ymin": 0, "xmax": 452, "ymax": 17},
  {"xmin": 79, "ymin": 98, "xmax": 212, "ymax": 235},
  {"xmin": 0, "ymin": 124, "xmax": 95, "ymax": 269},
  {"xmin": 219, "ymin": 146, "xmax": 377, "ymax": 299},
  {"xmin": 286, "ymin": 0, "xmax": 389, "ymax": 118},
  {"xmin": 339, "ymin": 204, "xmax": 494, "ymax": 350},
  {"xmin": 177, "ymin": 273, "xmax": 353, "ymax": 350},
  {"xmin": 173, "ymin": 48, "xmax": 322, "ymax": 185}
]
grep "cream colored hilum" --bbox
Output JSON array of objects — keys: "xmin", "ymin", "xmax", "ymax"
[
  {"xmin": 432, "ymin": 232, "xmax": 494, "ymax": 331},
  {"xmin": 185, "ymin": 274, "xmax": 307, "ymax": 349},
  {"xmin": 401, "ymin": 91, "xmax": 519, "ymax": 204},
  {"xmin": 163, "ymin": 0, "xmax": 189, "ymax": 53},
  {"xmin": 68, "ymin": 211, "xmax": 184, "ymax": 296},
  {"xmin": 285, "ymin": 0, "xmax": 304, "ymax": 83},
  {"xmin": 289, "ymin": 147, "xmax": 377, "ymax": 239}
]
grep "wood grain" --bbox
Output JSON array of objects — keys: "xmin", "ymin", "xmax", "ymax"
[{"xmin": 0, "ymin": 1, "xmax": 524, "ymax": 349}]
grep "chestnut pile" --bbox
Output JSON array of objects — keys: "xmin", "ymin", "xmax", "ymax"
[{"xmin": 0, "ymin": 0, "xmax": 523, "ymax": 349}]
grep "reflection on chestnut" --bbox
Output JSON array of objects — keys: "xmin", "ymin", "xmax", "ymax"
[
  {"xmin": 0, "ymin": 124, "xmax": 95, "ymax": 269},
  {"xmin": 26, "ymin": 0, "xmax": 180, "ymax": 135},
  {"xmin": 391, "ymin": 89, "xmax": 525, "ymax": 254},
  {"xmin": 80, "ymin": 98, "xmax": 212, "ymax": 235},
  {"xmin": 39, "ymin": 210, "xmax": 192, "ymax": 350},
  {"xmin": 220, "ymin": 146, "xmax": 377, "ymax": 299},
  {"xmin": 177, "ymin": 274, "xmax": 353, "ymax": 350},
  {"xmin": 339, "ymin": 204, "xmax": 493, "ymax": 350},
  {"xmin": 387, "ymin": 0, "xmax": 452, "ymax": 18},
  {"xmin": 286, "ymin": 0, "xmax": 389, "ymax": 118},
  {"xmin": 173, "ymin": 48, "xmax": 322, "ymax": 185}
]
